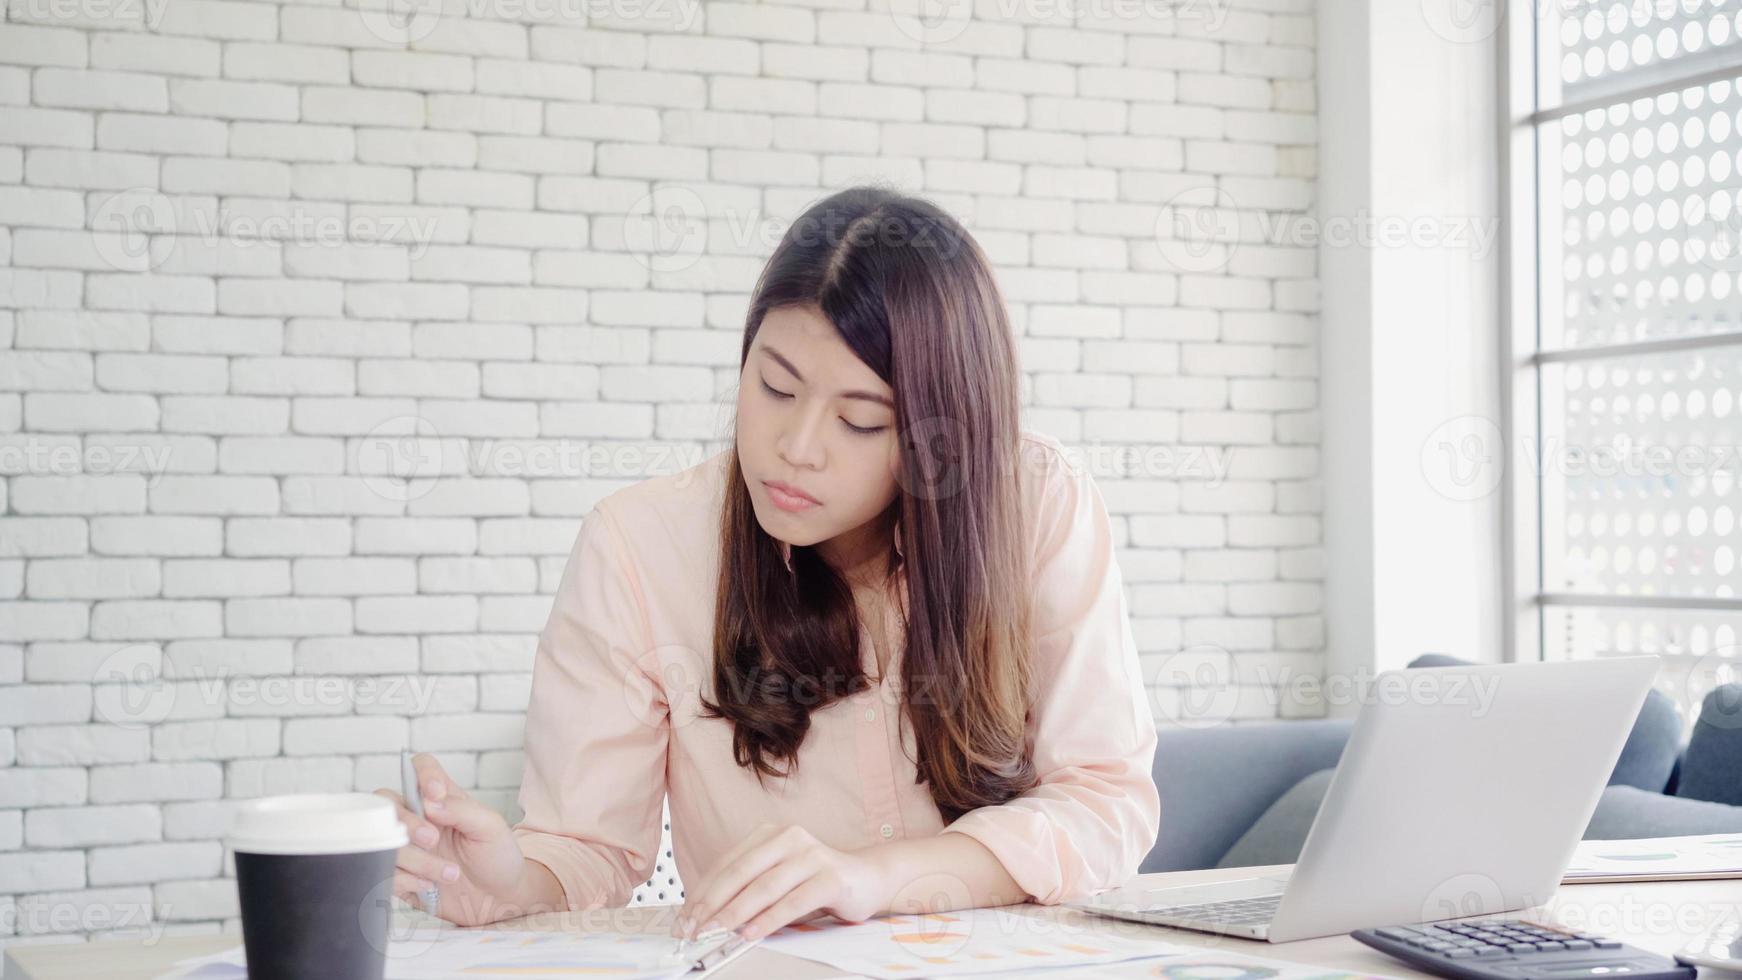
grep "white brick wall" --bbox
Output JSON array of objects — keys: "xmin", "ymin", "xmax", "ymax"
[{"xmin": 0, "ymin": 0, "xmax": 1321, "ymax": 948}]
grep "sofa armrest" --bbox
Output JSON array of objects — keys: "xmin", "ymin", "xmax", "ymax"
[{"xmin": 1142, "ymin": 717, "xmax": 1354, "ymax": 872}]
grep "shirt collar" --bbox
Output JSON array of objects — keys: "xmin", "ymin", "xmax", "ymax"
[{"xmin": 780, "ymin": 514, "xmax": 904, "ymax": 574}]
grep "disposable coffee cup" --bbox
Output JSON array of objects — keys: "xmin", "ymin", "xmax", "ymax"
[{"xmin": 228, "ymin": 792, "xmax": 409, "ymax": 980}]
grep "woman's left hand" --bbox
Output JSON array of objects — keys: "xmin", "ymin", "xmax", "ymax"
[{"xmin": 673, "ymin": 823, "xmax": 890, "ymax": 942}]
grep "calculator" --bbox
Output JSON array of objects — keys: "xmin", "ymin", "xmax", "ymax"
[{"xmin": 1351, "ymin": 917, "xmax": 1697, "ymax": 980}]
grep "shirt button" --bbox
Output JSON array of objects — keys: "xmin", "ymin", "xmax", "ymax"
[
  {"xmin": 864, "ymin": 708, "xmax": 876, "ymax": 722},
  {"xmin": 879, "ymin": 823, "xmax": 894, "ymax": 839}
]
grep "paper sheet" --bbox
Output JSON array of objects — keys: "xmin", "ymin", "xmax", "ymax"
[
  {"xmin": 152, "ymin": 924, "xmax": 702, "ymax": 980},
  {"xmin": 756, "ymin": 906, "xmax": 1190, "ymax": 979},
  {"xmin": 990, "ymin": 947, "xmax": 1400, "ymax": 979},
  {"xmin": 1564, "ymin": 833, "xmax": 1742, "ymax": 880}
]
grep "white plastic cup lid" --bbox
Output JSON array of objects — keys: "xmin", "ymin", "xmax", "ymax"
[{"xmin": 228, "ymin": 793, "xmax": 409, "ymax": 856}]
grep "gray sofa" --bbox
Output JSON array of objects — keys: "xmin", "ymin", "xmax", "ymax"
[{"xmin": 1141, "ymin": 654, "xmax": 1742, "ymax": 873}]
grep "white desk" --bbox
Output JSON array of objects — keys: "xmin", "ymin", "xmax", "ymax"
[{"xmin": 7, "ymin": 863, "xmax": 1737, "ymax": 979}]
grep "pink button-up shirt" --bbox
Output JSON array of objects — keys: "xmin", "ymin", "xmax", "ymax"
[{"xmin": 510, "ymin": 429, "xmax": 1160, "ymax": 911}]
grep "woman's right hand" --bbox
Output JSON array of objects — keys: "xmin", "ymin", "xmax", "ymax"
[{"xmin": 374, "ymin": 753, "xmax": 546, "ymax": 926}]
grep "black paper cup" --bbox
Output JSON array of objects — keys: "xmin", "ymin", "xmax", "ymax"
[{"xmin": 228, "ymin": 793, "xmax": 409, "ymax": 980}]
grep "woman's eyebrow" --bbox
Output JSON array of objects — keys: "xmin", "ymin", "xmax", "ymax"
[{"xmin": 760, "ymin": 345, "xmax": 894, "ymax": 408}]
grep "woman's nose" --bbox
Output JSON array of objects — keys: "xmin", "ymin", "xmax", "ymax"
[{"xmin": 778, "ymin": 408, "xmax": 828, "ymax": 468}]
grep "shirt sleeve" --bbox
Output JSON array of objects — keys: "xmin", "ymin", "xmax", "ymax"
[
  {"xmin": 938, "ymin": 446, "xmax": 1161, "ymax": 905},
  {"xmin": 510, "ymin": 502, "xmax": 670, "ymax": 911}
]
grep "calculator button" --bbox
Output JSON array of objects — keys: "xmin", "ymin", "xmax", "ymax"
[
  {"xmin": 1563, "ymin": 940, "xmax": 1594, "ymax": 950},
  {"xmin": 1472, "ymin": 947, "xmax": 1506, "ymax": 957},
  {"xmin": 1593, "ymin": 939, "xmax": 1622, "ymax": 949},
  {"xmin": 1376, "ymin": 929, "xmax": 1414, "ymax": 940},
  {"xmin": 1508, "ymin": 944, "xmax": 1537, "ymax": 953},
  {"xmin": 1446, "ymin": 949, "xmax": 1475, "ymax": 958},
  {"xmin": 1535, "ymin": 941, "xmax": 1566, "ymax": 951}
]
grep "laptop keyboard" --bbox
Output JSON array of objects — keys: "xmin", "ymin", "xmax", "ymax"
[{"xmin": 1161, "ymin": 893, "xmax": 1283, "ymax": 925}]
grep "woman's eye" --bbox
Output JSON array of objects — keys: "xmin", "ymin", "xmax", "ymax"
[
  {"xmin": 843, "ymin": 420, "xmax": 888, "ymax": 435},
  {"xmin": 760, "ymin": 379, "xmax": 793, "ymax": 400}
]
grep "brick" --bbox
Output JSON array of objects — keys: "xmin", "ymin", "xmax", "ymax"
[
  {"xmin": 224, "ymin": 42, "xmax": 349, "ymax": 84},
  {"xmin": 90, "ymin": 763, "xmax": 222, "ymax": 803},
  {"xmin": 25, "ymin": 804, "xmax": 161, "ymax": 847},
  {"xmin": 25, "ymin": 558, "xmax": 159, "ymax": 599},
  {"xmin": 34, "ymin": 69, "xmax": 168, "ymax": 112},
  {"xmin": 169, "ymin": 79, "xmax": 299, "ymax": 121},
  {"xmin": 90, "ymin": 516, "xmax": 222, "ymax": 557}
]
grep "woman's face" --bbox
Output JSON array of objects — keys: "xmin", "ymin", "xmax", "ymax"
[{"xmin": 736, "ymin": 304, "xmax": 901, "ymax": 571}]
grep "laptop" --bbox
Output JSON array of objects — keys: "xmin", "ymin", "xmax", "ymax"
[{"xmin": 1067, "ymin": 656, "xmax": 1663, "ymax": 943}]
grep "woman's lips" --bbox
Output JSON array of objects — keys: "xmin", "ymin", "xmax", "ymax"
[{"xmin": 763, "ymin": 480, "xmax": 820, "ymax": 513}]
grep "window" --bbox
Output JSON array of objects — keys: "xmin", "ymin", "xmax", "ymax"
[{"xmin": 1504, "ymin": 0, "xmax": 1742, "ymax": 720}]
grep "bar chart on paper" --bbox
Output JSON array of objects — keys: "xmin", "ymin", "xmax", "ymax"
[
  {"xmin": 1562, "ymin": 833, "xmax": 1742, "ymax": 882},
  {"xmin": 154, "ymin": 928, "xmax": 701, "ymax": 980},
  {"xmin": 992, "ymin": 949, "xmax": 1400, "ymax": 980},
  {"xmin": 393, "ymin": 929, "xmax": 696, "ymax": 978},
  {"xmin": 757, "ymin": 907, "xmax": 1190, "ymax": 978}
]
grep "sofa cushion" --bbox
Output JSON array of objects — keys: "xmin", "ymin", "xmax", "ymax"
[
  {"xmin": 1670, "ymin": 682, "xmax": 1742, "ymax": 806},
  {"xmin": 1583, "ymin": 784, "xmax": 1742, "ymax": 837},
  {"xmin": 1144, "ymin": 719, "xmax": 1351, "ymax": 874},
  {"xmin": 1215, "ymin": 768, "xmax": 1336, "ymax": 869},
  {"xmin": 1214, "ymin": 770, "xmax": 1742, "ymax": 869}
]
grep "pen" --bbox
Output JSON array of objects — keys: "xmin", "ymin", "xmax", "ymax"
[{"xmin": 401, "ymin": 749, "xmax": 441, "ymax": 920}]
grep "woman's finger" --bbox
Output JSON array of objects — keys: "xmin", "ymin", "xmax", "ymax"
[
  {"xmin": 681, "ymin": 828, "xmax": 812, "ymax": 936},
  {"xmin": 417, "ymin": 787, "xmax": 501, "ymax": 840},
  {"xmin": 707, "ymin": 857, "xmax": 822, "ymax": 939},
  {"xmin": 394, "ymin": 870, "xmax": 434, "ymax": 902},
  {"xmin": 372, "ymin": 788, "xmax": 439, "ymax": 848},
  {"xmin": 679, "ymin": 827, "xmax": 785, "ymax": 933},
  {"xmin": 741, "ymin": 876, "xmax": 834, "ymax": 941},
  {"xmin": 410, "ymin": 752, "xmax": 454, "ymax": 804},
  {"xmin": 396, "ymin": 843, "xmax": 459, "ymax": 885},
  {"xmin": 676, "ymin": 824, "xmax": 781, "ymax": 934}
]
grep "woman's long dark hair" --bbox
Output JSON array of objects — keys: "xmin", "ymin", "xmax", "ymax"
[{"xmin": 700, "ymin": 185, "xmax": 1038, "ymax": 824}]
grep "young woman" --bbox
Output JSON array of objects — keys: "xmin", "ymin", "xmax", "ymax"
[{"xmin": 376, "ymin": 186, "xmax": 1160, "ymax": 940}]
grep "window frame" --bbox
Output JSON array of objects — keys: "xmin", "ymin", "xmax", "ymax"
[{"xmin": 1499, "ymin": 0, "xmax": 1742, "ymax": 663}]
